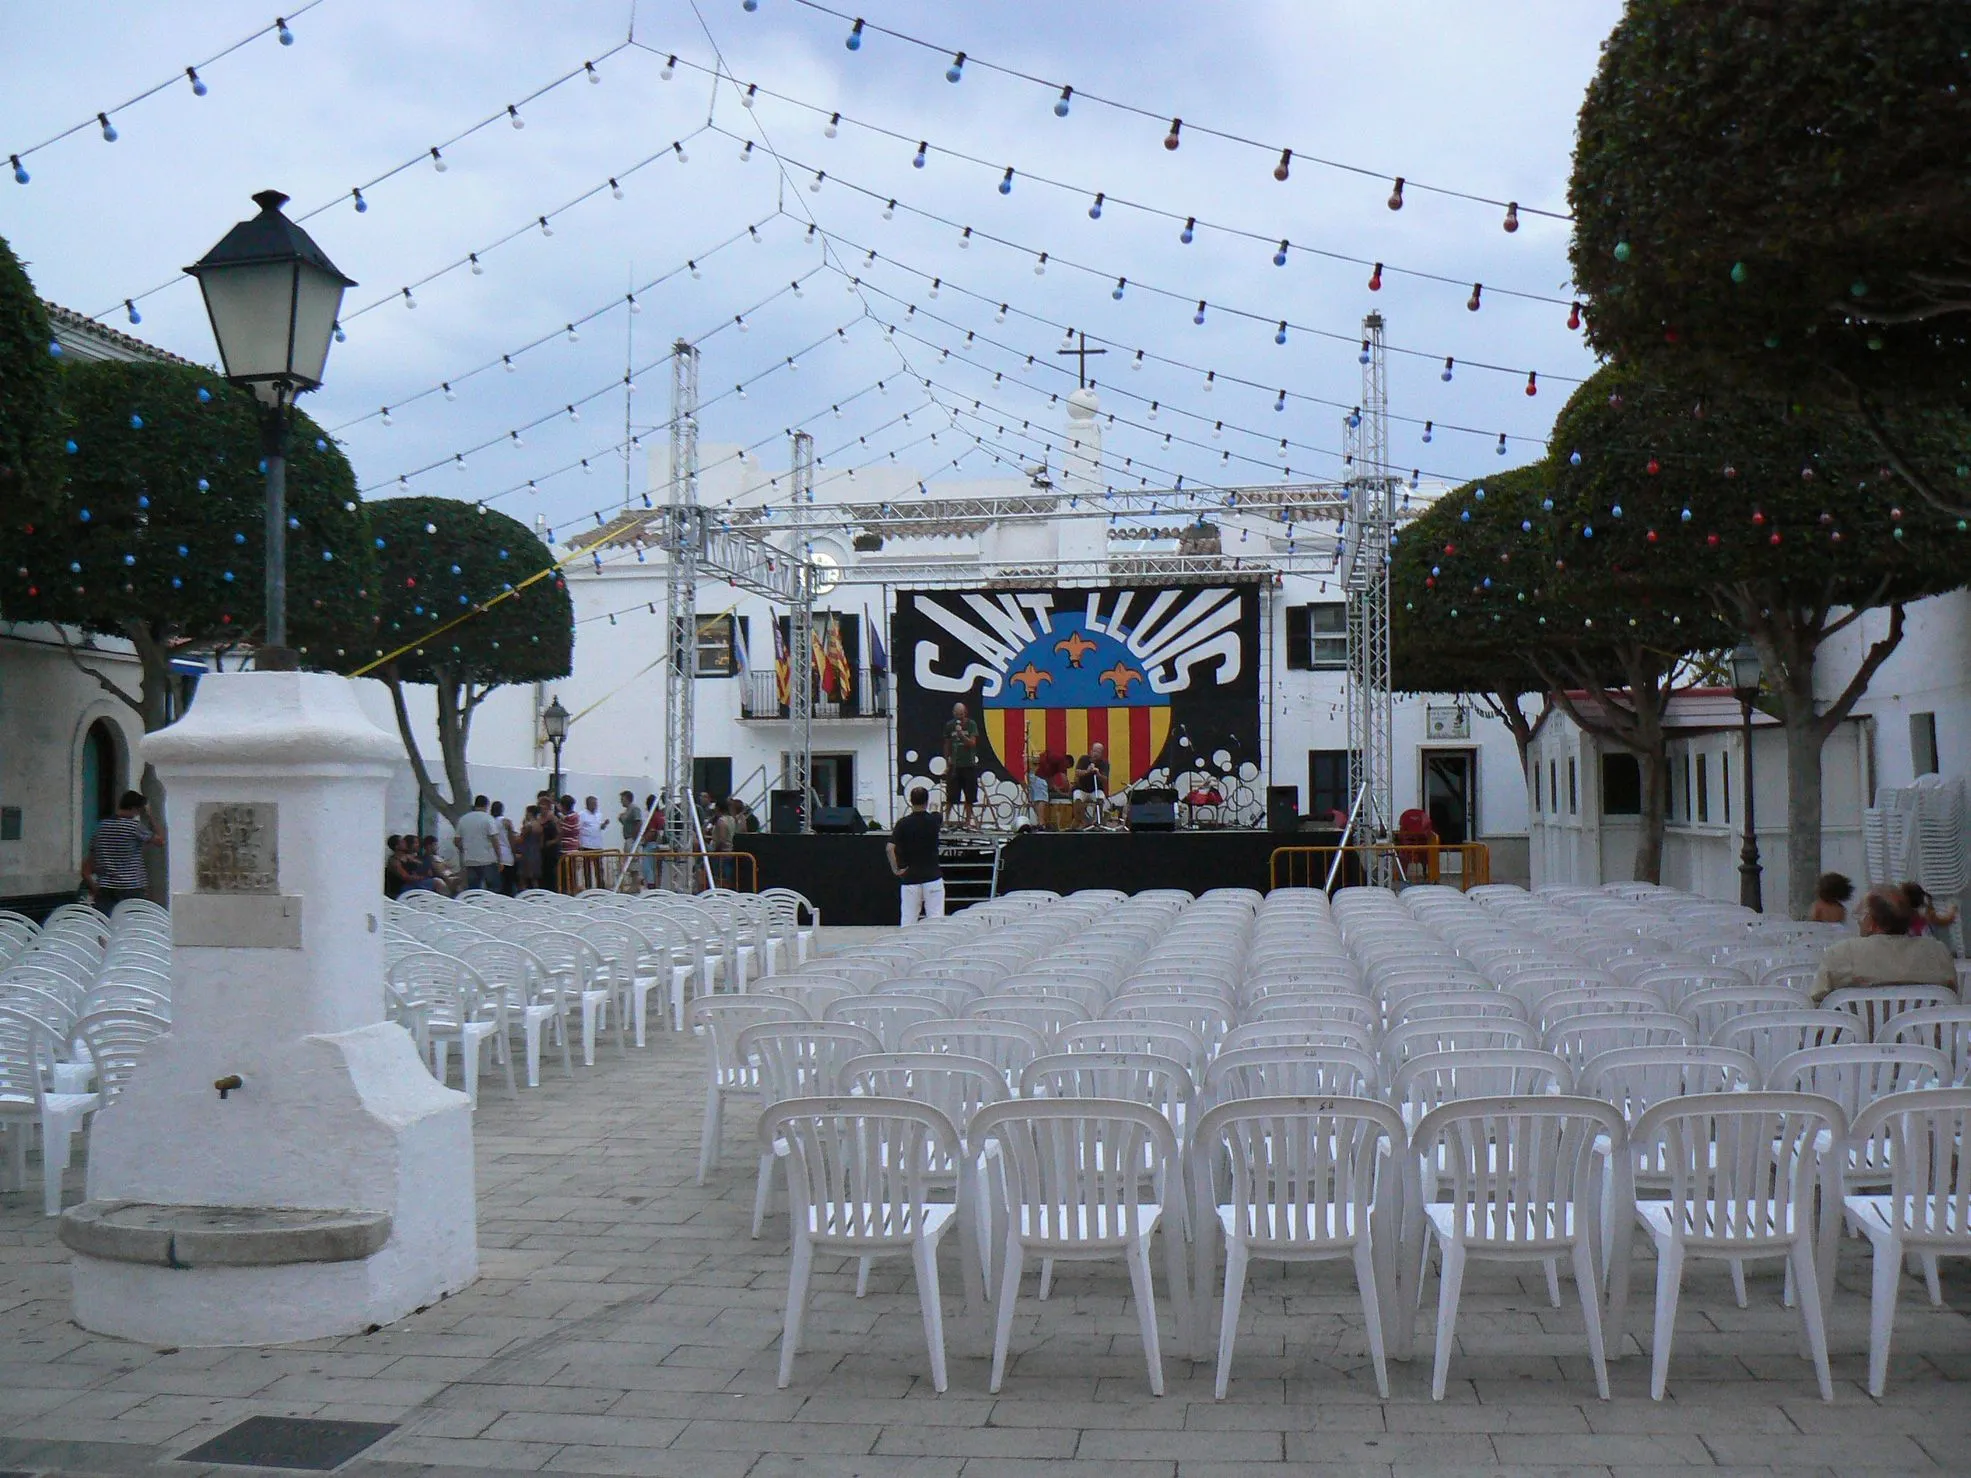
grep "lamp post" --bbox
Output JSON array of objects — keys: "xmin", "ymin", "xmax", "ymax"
[
  {"xmin": 1729, "ymin": 640, "xmax": 1764, "ymax": 912},
  {"xmin": 185, "ymin": 191, "xmax": 355, "ymax": 670},
  {"xmin": 542, "ymin": 694, "xmax": 570, "ymax": 800}
]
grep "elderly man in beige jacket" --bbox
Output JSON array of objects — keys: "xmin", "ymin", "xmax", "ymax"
[{"xmin": 1811, "ymin": 885, "xmax": 1959, "ymax": 1003}]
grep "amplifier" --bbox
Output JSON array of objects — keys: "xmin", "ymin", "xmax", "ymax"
[
  {"xmin": 813, "ymin": 805, "xmax": 866, "ymax": 834},
  {"xmin": 1266, "ymin": 785, "xmax": 1300, "ymax": 833},
  {"xmin": 768, "ymin": 789, "xmax": 805, "ymax": 835},
  {"xmin": 1127, "ymin": 798, "xmax": 1178, "ymax": 832}
]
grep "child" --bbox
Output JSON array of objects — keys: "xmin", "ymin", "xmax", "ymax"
[
  {"xmin": 1808, "ymin": 872, "xmax": 1854, "ymax": 925},
  {"xmin": 1901, "ymin": 880, "xmax": 1959, "ymax": 939}
]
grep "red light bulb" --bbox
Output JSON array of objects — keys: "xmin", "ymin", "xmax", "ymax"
[
  {"xmin": 1567, "ymin": 301, "xmax": 1582, "ymax": 330},
  {"xmin": 1163, "ymin": 118, "xmax": 1181, "ymax": 150},
  {"xmin": 1367, "ymin": 262, "xmax": 1383, "ymax": 291},
  {"xmin": 1524, "ymin": 371, "xmax": 1538, "ymax": 396}
]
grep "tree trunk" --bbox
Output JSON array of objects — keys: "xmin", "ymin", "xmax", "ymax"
[
  {"xmin": 1636, "ymin": 746, "xmax": 1669, "ymax": 885},
  {"xmin": 1782, "ymin": 697, "xmax": 1824, "ymax": 920}
]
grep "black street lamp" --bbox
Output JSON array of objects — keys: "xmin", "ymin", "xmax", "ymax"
[
  {"xmin": 185, "ymin": 191, "xmax": 355, "ymax": 669},
  {"xmin": 1729, "ymin": 640, "xmax": 1765, "ymax": 912},
  {"xmin": 542, "ymin": 694, "xmax": 571, "ymax": 800}
]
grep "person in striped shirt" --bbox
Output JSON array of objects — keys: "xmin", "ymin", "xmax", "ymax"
[{"xmin": 82, "ymin": 790, "xmax": 161, "ymax": 915}]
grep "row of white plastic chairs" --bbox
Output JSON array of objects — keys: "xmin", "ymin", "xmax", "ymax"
[
  {"xmin": 749, "ymin": 1065, "xmax": 1971, "ymax": 1402},
  {"xmin": 0, "ymin": 899, "xmax": 174, "ymax": 1215}
]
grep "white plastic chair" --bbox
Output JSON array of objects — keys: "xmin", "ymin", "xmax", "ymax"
[
  {"xmin": 1767, "ymin": 1043, "xmax": 1950, "ymax": 1191},
  {"xmin": 403, "ymin": 954, "xmax": 515, "ymax": 1107},
  {"xmin": 824, "ymin": 994, "xmax": 949, "ymax": 1051},
  {"xmin": 521, "ymin": 930, "xmax": 614, "ymax": 1067},
  {"xmin": 758, "ymin": 978, "xmax": 858, "ymax": 1018},
  {"xmin": 1711, "ymin": 1010, "xmax": 1860, "ymax": 1080},
  {"xmin": 1622, "ymin": 1092, "xmax": 1844, "ymax": 1401},
  {"xmin": 1221, "ymin": 1020, "xmax": 1378, "ymax": 1058},
  {"xmin": 762, "ymin": 1097, "xmax": 962, "ymax": 1391},
  {"xmin": 692, "ymin": 996, "xmax": 804, "ymax": 1184},
  {"xmin": 738, "ymin": 1020, "xmax": 884, "ymax": 1237},
  {"xmin": 1821, "ymin": 985, "xmax": 1959, "ymax": 1043},
  {"xmin": 972, "ymin": 1097, "xmax": 1190, "ymax": 1394},
  {"xmin": 1881, "ymin": 1005, "xmax": 1971, "ymax": 1082},
  {"xmin": 1543, "ymin": 1012, "xmax": 1692, "ymax": 1075},
  {"xmin": 1057, "ymin": 1020, "xmax": 1208, "ymax": 1079},
  {"xmin": 1841, "ymin": 1088, "xmax": 1971, "ymax": 1395},
  {"xmin": 0, "ymin": 1007, "xmax": 99, "ymax": 1215},
  {"xmin": 966, "ymin": 994, "xmax": 1090, "ymax": 1042},
  {"xmin": 1190, "ymin": 1096, "xmax": 1403, "ymax": 1398},
  {"xmin": 900, "ymin": 1019, "xmax": 1048, "ymax": 1082},
  {"xmin": 456, "ymin": 938, "xmax": 572, "ymax": 1089},
  {"xmin": 74, "ymin": 1007, "xmax": 168, "ymax": 1106},
  {"xmin": 1680, "ymin": 985, "xmax": 1808, "ymax": 1042},
  {"xmin": 1406, "ymin": 1096, "xmax": 1626, "ymax": 1399},
  {"xmin": 1202, "ymin": 1045, "xmax": 1380, "ymax": 1104}
]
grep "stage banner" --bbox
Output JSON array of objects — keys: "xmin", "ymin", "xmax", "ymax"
[{"xmin": 893, "ymin": 584, "xmax": 1262, "ymax": 796}]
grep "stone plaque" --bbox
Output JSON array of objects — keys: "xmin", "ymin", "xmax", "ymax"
[{"xmin": 195, "ymin": 802, "xmax": 279, "ymax": 894}]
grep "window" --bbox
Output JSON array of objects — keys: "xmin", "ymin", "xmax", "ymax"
[
  {"xmin": 1696, "ymin": 753, "xmax": 1710, "ymax": 823},
  {"xmin": 1531, "ymin": 761, "xmax": 1541, "ymax": 814},
  {"xmin": 1567, "ymin": 756, "xmax": 1578, "ymax": 815},
  {"xmin": 1549, "ymin": 760, "xmax": 1559, "ymax": 818},
  {"xmin": 694, "ymin": 614, "xmax": 738, "ymax": 677},
  {"xmin": 1912, "ymin": 711, "xmax": 1939, "ymax": 777},
  {"xmin": 1601, "ymin": 753, "xmax": 1642, "ymax": 815},
  {"xmin": 1306, "ymin": 749, "xmax": 1353, "ymax": 820},
  {"xmin": 1684, "ymin": 754, "xmax": 1695, "ymax": 822},
  {"xmin": 1722, "ymin": 753, "xmax": 1731, "ymax": 824},
  {"xmin": 1285, "ymin": 603, "xmax": 1347, "ymax": 670}
]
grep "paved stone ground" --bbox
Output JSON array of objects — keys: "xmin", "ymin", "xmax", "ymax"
[{"xmin": 0, "ymin": 927, "xmax": 1966, "ymax": 1477}]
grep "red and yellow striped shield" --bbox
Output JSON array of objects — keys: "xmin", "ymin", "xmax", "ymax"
[{"xmin": 983, "ymin": 706, "xmax": 1174, "ymax": 788}]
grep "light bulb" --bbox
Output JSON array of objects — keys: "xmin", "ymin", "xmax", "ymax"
[
  {"xmin": 995, "ymin": 304, "xmax": 1008, "ymax": 322},
  {"xmin": 1502, "ymin": 201, "xmax": 1519, "ymax": 232},
  {"xmin": 928, "ymin": 277, "xmax": 940, "ymax": 297},
  {"xmin": 565, "ymin": 323, "xmax": 579, "ymax": 342},
  {"xmin": 566, "ymin": 405, "xmax": 580, "ymax": 422},
  {"xmin": 470, "ymin": 252, "xmax": 483, "ymax": 274},
  {"xmin": 1055, "ymin": 85, "xmax": 1072, "ymax": 117},
  {"xmin": 1422, "ymin": 420, "xmax": 1433, "ymax": 443},
  {"xmin": 1132, "ymin": 350, "xmax": 1143, "ymax": 370},
  {"xmin": 380, "ymin": 407, "xmax": 393, "ymax": 426},
  {"xmin": 186, "ymin": 66, "xmax": 208, "ymax": 96},
  {"xmin": 1088, "ymin": 191, "xmax": 1104, "ymax": 219},
  {"xmin": 689, "ymin": 259, "xmax": 701, "ymax": 278},
  {"xmin": 912, "ymin": 141, "xmax": 927, "ymax": 168},
  {"xmin": 1275, "ymin": 391, "xmax": 1286, "ymax": 412},
  {"xmin": 946, "ymin": 51, "xmax": 965, "ymax": 82},
  {"xmin": 1496, "ymin": 433, "xmax": 1508, "ymax": 456},
  {"xmin": 124, "ymin": 299, "xmax": 140, "ymax": 324},
  {"xmin": 1212, "ymin": 421, "xmax": 1223, "ymax": 438},
  {"xmin": 750, "ymin": 224, "xmax": 762, "ymax": 243},
  {"xmin": 739, "ymin": 140, "xmax": 754, "ymax": 162},
  {"xmin": 1147, "ymin": 401, "xmax": 1159, "ymax": 421},
  {"xmin": 1194, "ymin": 300, "xmax": 1207, "ymax": 325},
  {"xmin": 1567, "ymin": 300, "xmax": 1583, "ymax": 330},
  {"xmin": 1164, "ymin": 117, "xmax": 1182, "ymax": 150},
  {"xmin": 661, "ymin": 54, "xmax": 676, "ymax": 78},
  {"xmin": 882, "ymin": 198, "xmax": 895, "ymax": 218},
  {"xmin": 786, "ymin": 357, "xmax": 798, "ymax": 372},
  {"xmin": 791, "ymin": 279, "xmax": 804, "ymax": 298},
  {"xmin": 1034, "ymin": 253, "xmax": 1048, "ymax": 275},
  {"xmin": 429, "ymin": 146, "xmax": 447, "ymax": 172},
  {"xmin": 510, "ymin": 431, "xmax": 524, "ymax": 447},
  {"xmin": 1387, "ymin": 176, "xmax": 1404, "ymax": 210},
  {"xmin": 1275, "ymin": 321, "xmax": 1288, "ymax": 346},
  {"xmin": 401, "ymin": 287, "xmax": 415, "ymax": 309},
  {"xmin": 276, "ymin": 16, "xmax": 294, "ymax": 44},
  {"xmin": 333, "ymin": 321, "xmax": 345, "ymax": 342},
  {"xmin": 503, "ymin": 355, "xmax": 516, "ymax": 372},
  {"xmin": 825, "ymin": 111, "xmax": 840, "ymax": 138},
  {"xmin": 539, "ymin": 216, "xmax": 553, "ymax": 236},
  {"xmin": 352, "ymin": 188, "xmax": 367, "ymax": 213},
  {"xmin": 833, "ymin": 404, "xmax": 843, "ymax": 418},
  {"xmin": 508, "ymin": 104, "xmax": 524, "ymax": 129},
  {"xmin": 9, "ymin": 155, "xmax": 27, "ymax": 184},
  {"xmin": 1273, "ymin": 148, "xmax": 1292, "ymax": 182},
  {"xmin": 1358, "ymin": 338, "xmax": 1371, "ymax": 365},
  {"xmin": 1273, "ymin": 239, "xmax": 1289, "ymax": 267},
  {"xmin": 1525, "ymin": 371, "xmax": 1539, "ymax": 396},
  {"xmin": 844, "ymin": 19, "xmax": 862, "ymax": 48},
  {"xmin": 585, "ymin": 59, "xmax": 601, "ymax": 82},
  {"xmin": 672, "ymin": 141, "xmax": 688, "ymax": 162},
  {"xmin": 1000, "ymin": 167, "xmax": 1014, "ymax": 195},
  {"xmin": 609, "ymin": 176, "xmax": 623, "ymax": 198},
  {"xmin": 737, "ymin": 384, "xmax": 747, "ymax": 400},
  {"xmin": 1179, "ymin": 216, "xmax": 1196, "ymax": 245},
  {"xmin": 1467, "ymin": 282, "xmax": 1483, "ymax": 311},
  {"xmin": 1441, "ymin": 357, "xmax": 1455, "ymax": 382},
  {"xmin": 443, "ymin": 382, "xmax": 456, "ymax": 401},
  {"xmin": 1112, "ymin": 276, "xmax": 1127, "ymax": 300},
  {"xmin": 810, "ymin": 169, "xmax": 826, "ymax": 192},
  {"xmin": 736, "ymin": 315, "xmax": 748, "ymax": 331},
  {"xmin": 742, "ymin": 84, "xmax": 758, "ymax": 108}
]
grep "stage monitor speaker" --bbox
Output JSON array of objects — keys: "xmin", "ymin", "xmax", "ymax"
[
  {"xmin": 768, "ymin": 789, "xmax": 805, "ymax": 835},
  {"xmin": 813, "ymin": 805, "xmax": 866, "ymax": 834},
  {"xmin": 1127, "ymin": 795, "xmax": 1178, "ymax": 831},
  {"xmin": 1267, "ymin": 785, "xmax": 1300, "ymax": 833}
]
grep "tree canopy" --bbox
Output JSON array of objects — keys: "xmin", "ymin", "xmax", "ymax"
[
  {"xmin": 0, "ymin": 358, "xmax": 374, "ymax": 726},
  {"xmin": 1568, "ymin": 1, "xmax": 1971, "ymax": 509},
  {"xmin": 367, "ymin": 496, "xmax": 573, "ymax": 823},
  {"xmin": 0, "ymin": 236, "xmax": 65, "ymax": 515}
]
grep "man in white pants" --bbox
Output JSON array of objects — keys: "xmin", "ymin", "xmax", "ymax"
[{"xmin": 887, "ymin": 786, "xmax": 945, "ymax": 925}]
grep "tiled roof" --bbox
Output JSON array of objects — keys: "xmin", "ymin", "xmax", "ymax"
[{"xmin": 41, "ymin": 300, "xmax": 201, "ymax": 368}]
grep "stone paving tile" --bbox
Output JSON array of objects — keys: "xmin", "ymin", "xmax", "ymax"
[{"xmin": 0, "ymin": 926, "xmax": 1963, "ymax": 1475}]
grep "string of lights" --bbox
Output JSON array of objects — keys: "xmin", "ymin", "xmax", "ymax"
[
  {"xmin": 360, "ymin": 291, "xmax": 856, "ymax": 495},
  {"xmin": 633, "ymin": 42, "xmax": 1576, "ymax": 313},
  {"xmin": 703, "ymin": 123, "xmax": 1579, "ymax": 389},
  {"xmin": 834, "ymin": 255, "xmax": 1545, "ymax": 452},
  {"xmin": 754, "ymin": 0, "xmax": 1570, "ymax": 221},
  {"xmin": 89, "ymin": 39, "xmax": 641, "ymax": 320},
  {"xmin": 331, "ymin": 212, "xmax": 792, "ymax": 432},
  {"xmin": 8, "ymin": 2, "xmax": 326, "ymax": 182}
]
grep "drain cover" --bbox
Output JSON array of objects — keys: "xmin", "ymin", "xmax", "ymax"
[{"xmin": 178, "ymin": 1416, "xmax": 396, "ymax": 1470}]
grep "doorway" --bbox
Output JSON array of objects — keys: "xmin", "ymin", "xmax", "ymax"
[
  {"xmin": 1422, "ymin": 749, "xmax": 1476, "ymax": 845},
  {"xmin": 80, "ymin": 719, "xmax": 121, "ymax": 854},
  {"xmin": 810, "ymin": 753, "xmax": 856, "ymax": 810},
  {"xmin": 693, "ymin": 756, "xmax": 733, "ymax": 805}
]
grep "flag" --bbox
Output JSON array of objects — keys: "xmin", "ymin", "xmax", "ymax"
[
  {"xmin": 811, "ymin": 619, "xmax": 828, "ymax": 700},
  {"xmin": 772, "ymin": 618, "xmax": 790, "ymax": 707},
  {"xmin": 826, "ymin": 614, "xmax": 854, "ymax": 700},
  {"xmin": 729, "ymin": 614, "xmax": 749, "ymax": 675},
  {"xmin": 866, "ymin": 605, "xmax": 887, "ymax": 674}
]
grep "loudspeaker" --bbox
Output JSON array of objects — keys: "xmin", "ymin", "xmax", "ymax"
[
  {"xmin": 1267, "ymin": 785, "xmax": 1300, "ymax": 833},
  {"xmin": 768, "ymin": 789, "xmax": 804, "ymax": 835},
  {"xmin": 1127, "ymin": 797, "xmax": 1178, "ymax": 832},
  {"xmin": 813, "ymin": 805, "xmax": 865, "ymax": 834}
]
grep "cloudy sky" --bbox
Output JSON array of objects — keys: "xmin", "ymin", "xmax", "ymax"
[{"xmin": 3, "ymin": 1, "xmax": 1620, "ymax": 536}]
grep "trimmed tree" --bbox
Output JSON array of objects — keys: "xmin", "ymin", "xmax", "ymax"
[
  {"xmin": 366, "ymin": 496, "xmax": 573, "ymax": 827},
  {"xmin": 1568, "ymin": 0, "xmax": 1971, "ymax": 513},
  {"xmin": 1396, "ymin": 460, "xmax": 1718, "ymax": 882},
  {"xmin": 0, "ymin": 236, "xmax": 65, "ymax": 516},
  {"xmin": 1549, "ymin": 366, "xmax": 1968, "ymax": 913},
  {"xmin": 0, "ymin": 358, "xmax": 374, "ymax": 740}
]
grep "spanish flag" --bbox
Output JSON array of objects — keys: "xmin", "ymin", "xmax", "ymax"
[
  {"xmin": 773, "ymin": 619, "xmax": 790, "ymax": 707},
  {"xmin": 825, "ymin": 615, "xmax": 854, "ymax": 701}
]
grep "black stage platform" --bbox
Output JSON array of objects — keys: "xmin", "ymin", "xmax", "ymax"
[{"xmin": 734, "ymin": 829, "xmax": 1300, "ymax": 926}]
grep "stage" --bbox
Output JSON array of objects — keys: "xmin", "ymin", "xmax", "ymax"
[{"xmin": 734, "ymin": 828, "xmax": 1321, "ymax": 926}]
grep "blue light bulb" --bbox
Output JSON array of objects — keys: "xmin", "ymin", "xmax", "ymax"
[
  {"xmin": 743, "ymin": 0, "xmax": 758, "ymax": 9},
  {"xmin": 11, "ymin": 158, "xmax": 27, "ymax": 185},
  {"xmin": 1570, "ymin": 449, "xmax": 1582, "ymax": 466},
  {"xmin": 277, "ymin": 19, "xmax": 294, "ymax": 44},
  {"xmin": 196, "ymin": 386, "xmax": 211, "ymax": 403},
  {"xmin": 1483, "ymin": 577, "xmax": 1492, "ymax": 588},
  {"xmin": 123, "ymin": 554, "xmax": 135, "ymax": 566},
  {"xmin": 288, "ymin": 516, "xmax": 300, "ymax": 529},
  {"xmin": 1583, "ymin": 526, "xmax": 1595, "ymax": 538},
  {"xmin": 1680, "ymin": 507, "xmax": 1693, "ymax": 522},
  {"xmin": 1349, "ymin": 412, "xmax": 1362, "ymax": 429},
  {"xmin": 64, "ymin": 438, "xmax": 77, "ymax": 453},
  {"xmin": 177, "ymin": 544, "xmax": 188, "ymax": 556},
  {"xmin": 223, "ymin": 570, "xmax": 235, "ymax": 582},
  {"xmin": 1194, "ymin": 300, "xmax": 1208, "ymax": 325},
  {"xmin": 1273, "ymin": 240, "xmax": 1289, "ymax": 267},
  {"xmin": 1475, "ymin": 487, "xmax": 1486, "ymax": 500},
  {"xmin": 845, "ymin": 18, "xmax": 862, "ymax": 47},
  {"xmin": 1441, "ymin": 358, "xmax": 1455, "ymax": 382},
  {"xmin": 125, "ymin": 302, "xmax": 141, "ymax": 325},
  {"xmin": 999, "ymin": 168, "xmax": 1014, "ymax": 195},
  {"xmin": 946, "ymin": 53, "xmax": 965, "ymax": 82},
  {"xmin": 49, "ymin": 342, "xmax": 62, "ymax": 358},
  {"xmin": 333, "ymin": 324, "xmax": 346, "ymax": 343},
  {"xmin": 197, "ymin": 478, "xmax": 209, "ymax": 491},
  {"xmin": 1459, "ymin": 510, "xmax": 1469, "ymax": 522},
  {"xmin": 1521, "ymin": 520, "xmax": 1533, "ymax": 532},
  {"xmin": 1611, "ymin": 504, "xmax": 1623, "ymax": 518},
  {"xmin": 1112, "ymin": 278, "xmax": 1126, "ymax": 300},
  {"xmin": 1180, "ymin": 218, "xmax": 1195, "ymax": 244},
  {"xmin": 912, "ymin": 144, "xmax": 926, "ymax": 168},
  {"xmin": 1542, "ymin": 498, "xmax": 1554, "ymax": 511},
  {"xmin": 315, "ymin": 438, "xmax": 327, "ymax": 451},
  {"xmin": 1054, "ymin": 87, "xmax": 1071, "ymax": 117},
  {"xmin": 128, "ymin": 414, "xmax": 143, "ymax": 429},
  {"xmin": 137, "ymin": 495, "xmax": 149, "ymax": 509},
  {"xmin": 234, "ymin": 532, "xmax": 246, "ymax": 545},
  {"xmin": 171, "ymin": 576, "xmax": 182, "ymax": 588},
  {"xmin": 1275, "ymin": 323, "xmax": 1288, "ymax": 345}
]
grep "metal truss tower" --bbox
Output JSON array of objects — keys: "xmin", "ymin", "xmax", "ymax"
[
  {"xmin": 788, "ymin": 432, "xmax": 817, "ymax": 833},
  {"xmin": 1342, "ymin": 312, "xmax": 1396, "ymax": 855},
  {"xmin": 662, "ymin": 340, "xmax": 700, "ymax": 858}
]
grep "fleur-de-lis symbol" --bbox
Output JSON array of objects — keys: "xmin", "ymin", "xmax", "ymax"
[
  {"xmin": 1055, "ymin": 631, "xmax": 1099, "ymax": 666},
  {"xmin": 1009, "ymin": 662, "xmax": 1052, "ymax": 698},
  {"xmin": 1100, "ymin": 661, "xmax": 1145, "ymax": 697}
]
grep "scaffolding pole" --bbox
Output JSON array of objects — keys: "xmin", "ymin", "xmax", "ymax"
[
  {"xmin": 789, "ymin": 432, "xmax": 816, "ymax": 834},
  {"xmin": 662, "ymin": 340, "xmax": 700, "ymax": 877},
  {"xmin": 1343, "ymin": 312, "xmax": 1396, "ymax": 880}
]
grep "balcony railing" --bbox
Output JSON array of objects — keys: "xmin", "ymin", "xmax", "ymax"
[{"xmin": 739, "ymin": 667, "xmax": 891, "ymax": 721}]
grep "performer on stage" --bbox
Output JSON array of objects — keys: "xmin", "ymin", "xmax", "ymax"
[
  {"xmin": 1073, "ymin": 743, "xmax": 1111, "ymax": 830},
  {"xmin": 886, "ymin": 786, "xmax": 945, "ymax": 925},
  {"xmin": 942, "ymin": 701, "xmax": 983, "ymax": 831}
]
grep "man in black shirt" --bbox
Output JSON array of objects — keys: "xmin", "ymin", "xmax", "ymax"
[
  {"xmin": 886, "ymin": 786, "xmax": 945, "ymax": 925},
  {"xmin": 1073, "ymin": 743, "xmax": 1111, "ymax": 830}
]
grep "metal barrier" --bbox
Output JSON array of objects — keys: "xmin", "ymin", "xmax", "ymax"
[
  {"xmin": 1267, "ymin": 843, "xmax": 1491, "ymax": 893},
  {"xmin": 557, "ymin": 849, "xmax": 758, "ymax": 894}
]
